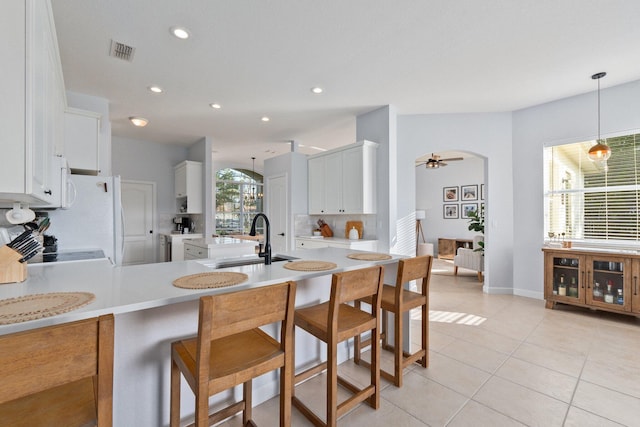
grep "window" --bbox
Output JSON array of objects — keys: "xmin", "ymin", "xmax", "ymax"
[
  {"xmin": 215, "ymin": 168, "xmax": 264, "ymax": 235},
  {"xmin": 544, "ymin": 133, "xmax": 640, "ymax": 245}
]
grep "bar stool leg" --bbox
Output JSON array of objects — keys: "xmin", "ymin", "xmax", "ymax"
[
  {"xmin": 170, "ymin": 358, "xmax": 181, "ymax": 427},
  {"xmin": 243, "ymin": 380, "xmax": 252, "ymax": 425},
  {"xmin": 327, "ymin": 339, "xmax": 338, "ymax": 427},
  {"xmin": 421, "ymin": 303, "xmax": 428, "ymax": 368},
  {"xmin": 395, "ymin": 308, "xmax": 403, "ymax": 387}
]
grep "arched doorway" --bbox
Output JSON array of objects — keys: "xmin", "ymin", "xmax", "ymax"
[{"xmin": 415, "ymin": 150, "xmax": 487, "ymax": 284}]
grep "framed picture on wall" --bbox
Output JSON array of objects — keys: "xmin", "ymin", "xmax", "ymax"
[
  {"xmin": 461, "ymin": 203, "xmax": 478, "ymax": 219},
  {"xmin": 461, "ymin": 184, "xmax": 478, "ymax": 201},
  {"xmin": 443, "ymin": 186, "xmax": 458, "ymax": 202},
  {"xmin": 443, "ymin": 204, "xmax": 459, "ymax": 219},
  {"xmin": 481, "ymin": 184, "xmax": 485, "ymax": 200}
]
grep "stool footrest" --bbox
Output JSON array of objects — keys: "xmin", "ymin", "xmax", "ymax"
[
  {"xmin": 294, "ymin": 361, "xmax": 327, "ymax": 385},
  {"xmin": 337, "ymin": 385, "xmax": 376, "ymax": 416}
]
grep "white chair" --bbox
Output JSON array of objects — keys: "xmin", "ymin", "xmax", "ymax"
[{"xmin": 453, "ymin": 235, "xmax": 484, "ymax": 281}]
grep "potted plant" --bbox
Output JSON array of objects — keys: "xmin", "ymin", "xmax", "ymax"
[{"xmin": 467, "ymin": 205, "xmax": 484, "ymax": 253}]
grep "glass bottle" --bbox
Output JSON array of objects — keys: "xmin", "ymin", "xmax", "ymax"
[
  {"xmin": 604, "ymin": 281, "xmax": 614, "ymax": 304},
  {"xmin": 616, "ymin": 289, "xmax": 624, "ymax": 305},
  {"xmin": 568, "ymin": 276, "xmax": 578, "ymax": 297},
  {"xmin": 558, "ymin": 275, "xmax": 566, "ymax": 296},
  {"xmin": 593, "ymin": 282, "xmax": 604, "ymax": 301}
]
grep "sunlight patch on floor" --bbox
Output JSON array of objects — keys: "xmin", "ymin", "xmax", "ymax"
[{"xmin": 429, "ymin": 310, "xmax": 487, "ymax": 326}]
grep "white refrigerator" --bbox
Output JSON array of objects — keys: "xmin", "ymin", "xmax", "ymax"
[{"xmin": 47, "ymin": 175, "xmax": 124, "ymax": 265}]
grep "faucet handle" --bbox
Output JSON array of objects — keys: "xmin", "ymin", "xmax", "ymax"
[{"xmin": 255, "ymin": 243, "xmax": 263, "ymax": 254}]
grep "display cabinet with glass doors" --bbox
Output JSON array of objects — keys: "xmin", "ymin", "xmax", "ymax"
[{"xmin": 543, "ymin": 248, "xmax": 637, "ymax": 316}]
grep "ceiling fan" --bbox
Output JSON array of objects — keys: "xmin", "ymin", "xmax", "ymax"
[{"xmin": 416, "ymin": 153, "xmax": 464, "ymax": 169}]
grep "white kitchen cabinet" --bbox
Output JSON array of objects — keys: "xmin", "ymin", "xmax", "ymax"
[
  {"xmin": 307, "ymin": 140, "xmax": 378, "ymax": 214},
  {"xmin": 184, "ymin": 238, "xmax": 256, "ymax": 260},
  {"xmin": 165, "ymin": 233, "xmax": 203, "ymax": 262},
  {"xmin": 295, "ymin": 238, "xmax": 330, "ymax": 249},
  {"xmin": 174, "ymin": 161, "xmax": 202, "ymax": 214},
  {"xmin": 0, "ymin": 0, "xmax": 65, "ymax": 206},
  {"xmin": 295, "ymin": 237, "xmax": 378, "ymax": 251},
  {"xmin": 183, "ymin": 242, "xmax": 208, "ymax": 260},
  {"xmin": 64, "ymin": 108, "xmax": 101, "ymax": 174}
]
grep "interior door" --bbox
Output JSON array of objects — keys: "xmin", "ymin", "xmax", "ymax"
[
  {"xmin": 121, "ymin": 180, "xmax": 155, "ymax": 265},
  {"xmin": 267, "ymin": 174, "xmax": 287, "ymax": 253}
]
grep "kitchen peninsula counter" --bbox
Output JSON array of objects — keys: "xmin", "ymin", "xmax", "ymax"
[
  {"xmin": 0, "ymin": 247, "xmax": 400, "ymax": 335},
  {"xmin": 0, "ymin": 247, "xmax": 401, "ymax": 426}
]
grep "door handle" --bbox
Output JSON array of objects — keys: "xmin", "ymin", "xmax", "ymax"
[{"xmin": 278, "ymin": 233, "xmax": 285, "ymax": 236}]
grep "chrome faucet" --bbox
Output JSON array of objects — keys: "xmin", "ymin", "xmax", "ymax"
[{"xmin": 249, "ymin": 213, "xmax": 271, "ymax": 265}]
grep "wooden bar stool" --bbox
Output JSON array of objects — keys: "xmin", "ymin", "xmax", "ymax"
[
  {"xmin": 292, "ymin": 265, "xmax": 384, "ymax": 427},
  {"xmin": 170, "ymin": 281, "xmax": 296, "ymax": 427},
  {"xmin": 0, "ymin": 314, "xmax": 115, "ymax": 426},
  {"xmin": 354, "ymin": 255, "xmax": 433, "ymax": 387}
]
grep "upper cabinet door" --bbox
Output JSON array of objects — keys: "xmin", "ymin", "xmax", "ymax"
[
  {"xmin": 308, "ymin": 156, "xmax": 325, "ymax": 214},
  {"xmin": 174, "ymin": 161, "xmax": 202, "ymax": 214},
  {"xmin": 307, "ymin": 140, "xmax": 378, "ymax": 215},
  {"xmin": 0, "ymin": 0, "xmax": 64, "ymax": 205},
  {"xmin": 64, "ymin": 108, "xmax": 101, "ymax": 174},
  {"xmin": 323, "ymin": 151, "xmax": 343, "ymax": 214}
]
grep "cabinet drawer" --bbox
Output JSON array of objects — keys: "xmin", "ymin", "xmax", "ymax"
[
  {"xmin": 295, "ymin": 239, "xmax": 329, "ymax": 249},
  {"xmin": 184, "ymin": 244, "xmax": 207, "ymax": 259}
]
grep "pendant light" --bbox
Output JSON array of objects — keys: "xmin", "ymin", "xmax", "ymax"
[
  {"xmin": 247, "ymin": 157, "xmax": 257, "ymax": 201},
  {"xmin": 587, "ymin": 72, "xmax": 611, "ymax": 161},
  {"xmin": 245, "ymin": 157, "xmax": 263, "ymax": 202}
]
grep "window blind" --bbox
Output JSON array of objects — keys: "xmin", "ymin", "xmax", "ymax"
[{"xmin": 544, "ymin": 134, "xmax": 640, "ymax": 243}]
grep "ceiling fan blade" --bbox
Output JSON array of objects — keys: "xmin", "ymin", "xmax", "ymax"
[
  {"xmin": 439, "ymin": 162, "xmax": 448, "ymax": 166},
  {"xmin": 415, "ymin": 162, "xmax": 427, "ymax": 167},
  {"xmin": 440, "ymin": 157, "xmax": 464, "ymax": 162}
]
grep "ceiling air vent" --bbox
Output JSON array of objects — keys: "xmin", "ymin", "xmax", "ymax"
[{"xmin": 109, "ymin": 39, "xmax": 135, "ymax": 62}]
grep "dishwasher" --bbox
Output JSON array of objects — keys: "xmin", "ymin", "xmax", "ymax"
[{"xmin": 160, "ymin": 234, "xmax": 171, "ymax": 262}]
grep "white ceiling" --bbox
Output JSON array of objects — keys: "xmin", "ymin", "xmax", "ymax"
[{"xmin": 51, "ymin": 0, "xmax": 640, "ymax": 171}]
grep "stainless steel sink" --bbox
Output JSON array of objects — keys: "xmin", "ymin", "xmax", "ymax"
[{"xmin": 210, "ymin": 255, "xmax": 298, "ymax": 268}]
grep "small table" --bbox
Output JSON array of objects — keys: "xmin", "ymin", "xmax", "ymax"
[{"xmin": 438, "ymin": 238, "xmax": 473, "ymax": 260}]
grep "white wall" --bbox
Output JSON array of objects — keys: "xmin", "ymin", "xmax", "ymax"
[
  {"xmin": 187, "ymin": 137, "xmax": 211, "ymax": 237},
  {"xmin": 512, "ymin": 79, "xmax": 640, "ymax": 299},
  {"xmin": 356, "ymin": 106, "xmax": 398, "ymax": 254},
  {"xmin": 264, "ymin": 151, "xmax": 308, "ymax": 249},
  {"xmin": 398, "ymin": 113, "xmax": 514, "ymax": 294},
  {"xmin": 112, "ymin": 136, "xmax": 187, "ymax": 235},
  {"xmin": 416, "ymin": 157, "xmax": 485, "ymax": 251}
]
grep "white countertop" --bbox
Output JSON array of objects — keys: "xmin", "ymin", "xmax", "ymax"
[
  {"xmin": 162, "ymin": 233, "xmax": 203, "ymax": 240},
  {"xmin": 186, "ymin": 236, "xmax": 257, "ymax": 248},
  {"xmin": 296, "ymin": 236, "xmax": 377, "ymax": 243},
  {"xmin": 0, "ymin": 247, "xmax": 401, "ymax": 335}
]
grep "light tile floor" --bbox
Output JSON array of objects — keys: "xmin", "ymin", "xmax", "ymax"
[{"xmin": 218, "ymin": 259, "xmax": 640, "ymax": 426}]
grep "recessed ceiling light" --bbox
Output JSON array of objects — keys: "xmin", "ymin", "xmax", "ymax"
[
  {"xmin": 261, "ymin": 116, "xmax": 270, "ymax": 122},
  {"xmin": 209, "ymin": 103, "xmax": 221, "ymax": 109},
  {"xmin": 129, "ymin": 116, "xmax": 148, "ymax": 127},
  {"xmin": 170, "ymin": 26, "xmax": 190, "ymax": 40},
  {"xmin": 311, "ymin": 87, "xmax": 323, "ymax": 94},
  {"xmin": 148, "ymin": 85, "xmax": 163, "ymax": 93}
]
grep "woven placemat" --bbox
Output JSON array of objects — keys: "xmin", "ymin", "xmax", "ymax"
[
  {"xmin": 0, "ymin": 292, "xmax": 95, "ymax": 325},
  {"xmin": 283, "ymin": 260, "xmax": 337, "ymax": 271},
  {"xmin": 347, "ymin": 253, "xmax": 392, "ymax": 261},
  {"xmin": 173, "ymin": 272, "xmax": 249, "ymax": 289}
]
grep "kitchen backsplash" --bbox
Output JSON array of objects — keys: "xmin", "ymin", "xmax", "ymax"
[{"xmin": 294, "ymin": 214, "xmax": 377, "ymax": 240}]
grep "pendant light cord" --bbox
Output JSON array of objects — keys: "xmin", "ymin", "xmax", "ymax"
[
  {"xmin": 597, "ymin": 76, "xmax": 601, "ymax": 141},
  {"xmin": 592, "ymin": 72, "xmax": 606, "ymax": 141}
]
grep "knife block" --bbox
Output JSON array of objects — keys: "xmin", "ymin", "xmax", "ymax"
[{"xmin": 0, "ymin": 245, "xmax": 27, "ymax": 284}]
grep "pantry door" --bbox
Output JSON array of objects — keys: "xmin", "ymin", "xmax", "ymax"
[
  {"xmin": 121, "ymin": 180, "xmax": 156, "ymax": 265},
  {"xmin": 267, "ymin": 174, "xmax": 288, "ymax": 253}
]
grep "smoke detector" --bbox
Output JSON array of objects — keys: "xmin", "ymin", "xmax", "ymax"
[{"xmin": 109, "ymin": 39, "xmax": 135, "ymax": 62}]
